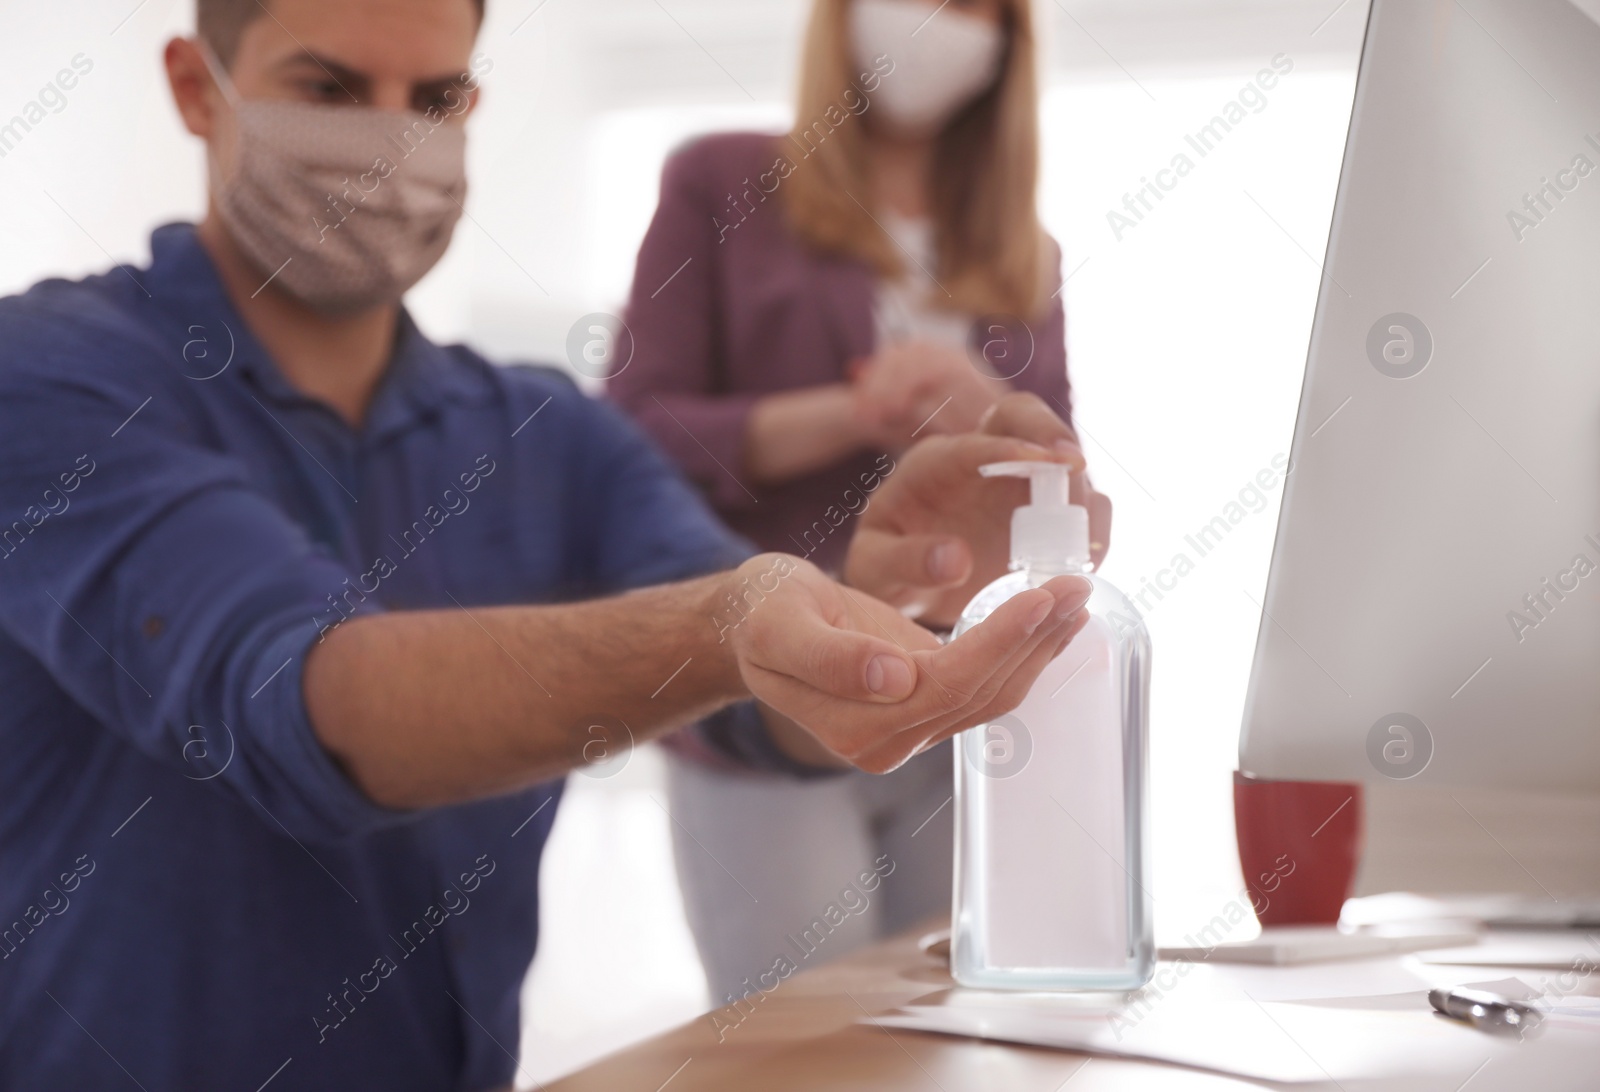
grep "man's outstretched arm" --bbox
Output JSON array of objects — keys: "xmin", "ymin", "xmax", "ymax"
[
  {"xmin": 303, "ymin": 571, "xmax": 742, "ymax": 809},
  {"xmin": 304, "ymin": 555, "xmax": 1091, "ymax": 809}
]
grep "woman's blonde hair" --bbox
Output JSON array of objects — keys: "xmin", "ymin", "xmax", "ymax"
[{"xmin": 782, "ymin": 0, "xmax": 1049, "ymax": 319}]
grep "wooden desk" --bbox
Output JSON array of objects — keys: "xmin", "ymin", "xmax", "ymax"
[{"xmin": 545, "ymin": 929, "xmax": 1262, "ymax": 1091}]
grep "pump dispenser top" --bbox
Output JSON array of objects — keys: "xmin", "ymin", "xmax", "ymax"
[{"xmin": 980, "ymin": 461, "xmax": 1089, "ymax": 573}]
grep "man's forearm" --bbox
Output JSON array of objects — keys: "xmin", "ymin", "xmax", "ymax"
[{"xmin": 303, "ymin": 572, "xmax": 746, "ymax": 809}]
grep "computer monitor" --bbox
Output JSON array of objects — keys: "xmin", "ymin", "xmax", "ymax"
[{"xmin": 1239, "ymin": 0, "xmax": 1600, "ymax": 792}]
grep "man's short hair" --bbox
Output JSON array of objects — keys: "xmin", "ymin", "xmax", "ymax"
[{"xmin": 198, "ymin": 0, "xmax": 486, "ymax": 68}]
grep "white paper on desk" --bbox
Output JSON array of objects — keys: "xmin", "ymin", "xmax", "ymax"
[
  {"xmin": 1160, "ymin": 925, "xmax": 1480, "ymax": 965},
  {"xmin": 1456, "ymin": 976, "xmax": 1600, "ymax": 1026},
  {"xmin": 872, "ymin": 983, "xmax": 1502, "ymax": 1084},
  {"xmin": 1419, "ymin": 932, "xmax": 1600, "ymax": 970}
]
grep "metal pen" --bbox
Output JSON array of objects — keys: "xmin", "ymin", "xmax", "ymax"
[{"xmin": 1428, "ymin": 987, "xmax": 1542, "ymax": 1034}]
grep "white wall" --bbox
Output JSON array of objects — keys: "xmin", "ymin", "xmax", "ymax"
[{"xmin": 0, "ymin": 1, "xmax": 1373, "ymax": 1085}]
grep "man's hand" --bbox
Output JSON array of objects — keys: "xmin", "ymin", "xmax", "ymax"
[
  {"xmin": 724, "ymin": 553, "xmax": 1092, "ymax": 773},
  {"xmin": 844, "ymin": 393, "xmax": 1113, "ymax": 629}
]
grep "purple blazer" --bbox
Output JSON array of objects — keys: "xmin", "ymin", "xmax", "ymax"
[{"xmin": 608, "ymin": 131, "xmax": 1072, "ymax": 573}]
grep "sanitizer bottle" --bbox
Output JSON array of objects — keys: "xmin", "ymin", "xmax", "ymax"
[{"xmin": 950, "ymin": 461, "xmax": 1153, "ymax": 991}]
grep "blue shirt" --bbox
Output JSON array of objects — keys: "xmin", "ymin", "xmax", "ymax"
[{"xmin": 0, "ymin": 224, "xmax": 754, "ymax": 1090}]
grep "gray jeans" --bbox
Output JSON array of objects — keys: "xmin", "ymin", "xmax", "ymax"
[{"xmin": 664, "ymin": 741, "xmax": 954, "ymax": 1006}]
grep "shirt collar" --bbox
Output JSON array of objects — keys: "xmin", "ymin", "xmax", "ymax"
[{"xmin": 144, "ymin": 222, "xmax": 490, "ymax": 437}]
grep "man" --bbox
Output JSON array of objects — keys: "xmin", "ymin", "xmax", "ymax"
[{"xmin": 0, "ymin": 1, "xmax": 1098, "ymax": 1087}]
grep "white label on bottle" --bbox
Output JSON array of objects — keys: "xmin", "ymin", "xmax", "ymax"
[{"xmin": 975, "ymin": 614, "xmax": 1128, "ymax": 970}]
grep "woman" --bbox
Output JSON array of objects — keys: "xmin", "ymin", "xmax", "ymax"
[{"xmin": 609, "ymin": 0, "xmax": 1097, "ymax": 1005}]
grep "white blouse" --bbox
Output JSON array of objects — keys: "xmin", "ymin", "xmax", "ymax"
[{"xmin": 871, "ymin": 211, "xmax": 973, "ymax": 353}]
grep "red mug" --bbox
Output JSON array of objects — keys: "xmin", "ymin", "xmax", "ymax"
[{"xmin": 1233, "ymin": 772, "xmax": 1364, "ymax": 926}]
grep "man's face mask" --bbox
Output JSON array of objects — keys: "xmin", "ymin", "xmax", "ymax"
[
  {"xmin": 849, "ymin": 0, "xmax": 1005, "ymax": 138},
  {"xmin": 200, "ymin": 41, "xmax": 468, "ymax": 314}
]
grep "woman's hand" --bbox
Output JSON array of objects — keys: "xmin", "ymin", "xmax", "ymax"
[
  {"xmin": 979, "ymin": 393, "xmax": 1113, "ymax": 571},
  {"xmin": 724, "ymin": 553, "xmax": 1092, "ymax": 773},
  {"xmin": 843, "ymin": 393, "xmax": 1113, "ymax": 629},
  {"xmin": 852, "ymin": 338, "xmax": 1008, "ymax": 448}
]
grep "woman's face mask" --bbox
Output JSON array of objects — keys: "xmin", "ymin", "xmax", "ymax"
[
  {"xmin": 850, "ymin": 0, "xmax": 1006, "ymax": 137},
  {"xmin": 200, "ymin": 42, "xmax": 468, "ymax": 315}
]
